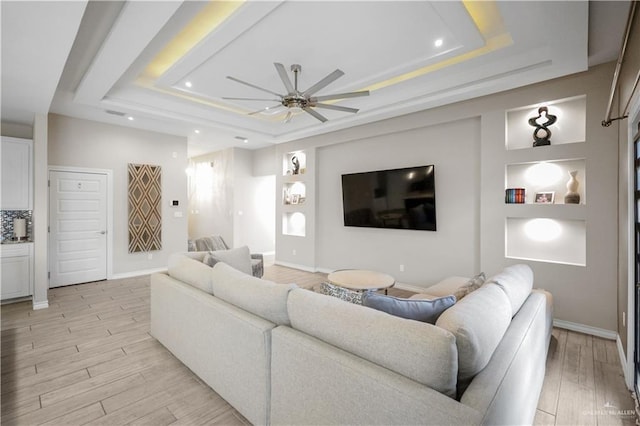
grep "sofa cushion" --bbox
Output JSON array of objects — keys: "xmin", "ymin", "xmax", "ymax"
[
  {"xmin": 206, "ymin": 246, "xmax": 252, "ymax": 276},
  {"xmin": 435, "ymin": 283, "xmax": 512, "ymax": 394},
  {"xmin": 362, "ymin": 293, "xmax": 455, "ymax": 324},
  {"xmin": 486, "ymin": 264, "xmax": 533, "ymax": 316},
  {"xmin": 287, "ymin": 288, "xmax": 458, "ymax": 398},
  {"xmin": 211, "ymin": 262, "xmax": 296, "ymax": 325},
  {"xmin": 167, "ymin": 253, "xmax": 215, "ymax": 294}
]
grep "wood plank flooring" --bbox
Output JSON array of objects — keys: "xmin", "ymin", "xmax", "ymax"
[{"xmin": 1, "ymin": 265, "xmax": 636, "ymax": 425}]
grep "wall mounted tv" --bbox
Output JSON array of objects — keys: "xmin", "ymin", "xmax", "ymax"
[{"xmin": 341, "ymin": 165, "xmax": 436, "ymax": 231}]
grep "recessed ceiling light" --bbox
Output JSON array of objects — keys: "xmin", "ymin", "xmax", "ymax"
[
  {"xmin": 434, "ymin": 38, "xmax": 443, "ymax": 48},
  {"xmin": 194, "ymin": 129, "xmax": 200, "ymax": 134},
  {"xmin": 234, "ymin": 136, "xmax": 248, "ymax": 143},
  {"xmin": 185, "ymin": 81, "xmax": 193, "ymax": 88},
  {"xmin": 127, "ymin": 116, "xmax": 134, "ymax": 121}
]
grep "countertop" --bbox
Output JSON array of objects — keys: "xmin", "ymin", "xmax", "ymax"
[{"xmin": 1, "ymin": 240, "xmax": 33, "ymax": 245}]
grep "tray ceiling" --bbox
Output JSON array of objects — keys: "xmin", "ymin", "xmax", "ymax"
[{"xmin": 1, "ymin": 1, "xmax": 627, "ymax": 155}]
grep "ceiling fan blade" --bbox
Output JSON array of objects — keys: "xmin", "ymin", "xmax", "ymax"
[
  {"xmin": 302, "ymin": 69, "xmax": 345, "ymax": 97},
  {"xmin": 222, "ymin": 97, "xmax": 281, "ymax": 102},
  {"xmin": 274, "ymin": 63, "xmax": 295, "ymax": 94},
  {"xmin": 226, "ymin": 76, "xmax": 283, "ymax": 97},
  {"xmin": 284, "ymin": 110, "xmax": 294, "ymax": 123},
  {"xmin": 303, "ymin": 107, "xmax": 328, "ymax": 123},
  {"xmin": 313, "ymin": 103, "xmax": 359, "ymax": 114},
  {"xmin": 311, "ymin": 90, "xmax": 370, "ymax": 102},
  {"xmin": 248, "ymin": 104, "xmax": 283, "ymax": 115}
]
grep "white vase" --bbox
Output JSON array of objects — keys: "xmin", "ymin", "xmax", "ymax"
[{"xmin": 564, "ymin": 170, "xmax": 580, "ymax": 204}]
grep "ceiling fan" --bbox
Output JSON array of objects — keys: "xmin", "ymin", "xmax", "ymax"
[{"xmin": 223, "ymin": 63, "xmax": 369, "ymax": 123}]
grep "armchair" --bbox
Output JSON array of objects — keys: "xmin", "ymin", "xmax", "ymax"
[{"xmin": 188, "ymin": 235, "xmax": 264, "ymax": 278}]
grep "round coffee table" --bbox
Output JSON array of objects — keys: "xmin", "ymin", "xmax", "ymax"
[{"xmin": 321, "ymin": 269, "xmax": 395, "ymax": 304}]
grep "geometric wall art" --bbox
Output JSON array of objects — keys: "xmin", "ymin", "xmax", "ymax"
[{"xmin": 128, "ymin": 163, "xmax": 162, "ymax": 252}]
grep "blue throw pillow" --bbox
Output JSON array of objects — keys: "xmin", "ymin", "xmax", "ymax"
[{"xmin": 362, "ymin": 293, "xmax": 456, "ymax": 324}]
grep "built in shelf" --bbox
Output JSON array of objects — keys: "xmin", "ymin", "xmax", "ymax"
[
  {"xmin": 505, "ymin": 142, "xmax": 585, "ymax": 165},
  {"xmin": 503, "ymin": 204, "xmax": 586, "ymax": 220}
]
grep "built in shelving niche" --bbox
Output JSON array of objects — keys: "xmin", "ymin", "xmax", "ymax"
[
  {"xmin": 282, "ymin": 151, "xmax": 307, "ymax": 176},
  {"xmin": 505, "ymin": 217, "xmax": 586, "ymax": 266},
  {"xmin": 282, "ymin": 181, "xmax": 306, "ymax": 205},
  {"xmin": 506, "ymin": 95, "xmax": 586, "ymax": 150},
  {"xmin": 503, "ymin": 94, "xmax": 588, "ymax": 267},
  {"xmin": 282, "ymin": 212, "xmax": 306, "ymax": 237},
  {"xmin": 506, "ymin": 159, "xmax": 586, "ymax": 204}
]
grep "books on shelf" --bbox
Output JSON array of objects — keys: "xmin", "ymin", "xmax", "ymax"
[{"xmin": 505, "ymin": 188, "xmax": 525, "ymax": 204}]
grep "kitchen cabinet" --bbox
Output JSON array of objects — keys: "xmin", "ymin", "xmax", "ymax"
[
  {"xmin": 1, "ymin": 243, "xmax": 33, "ymax": 300},
  {"xmin": 1, "ymin": 136, "xmax": 33, "ymax": 210}
]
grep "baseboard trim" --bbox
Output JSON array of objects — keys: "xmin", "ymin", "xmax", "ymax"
[
  {"xmin": 616, "ymin": 335, "xmax": 633, "ymax": 390},
  {"xmin": 110, "ymin": 267, "xmax": 167, "ymax": 280},
  {"xmin": 553, "ymin": 319, "xmax": 617, "ymax": 340},
  {"xmin": 32, "ymin": 300, "xmax": 49, "ymax": 310}
]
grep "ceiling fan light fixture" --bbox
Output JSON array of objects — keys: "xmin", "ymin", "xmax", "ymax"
[{"xmin": 225, "ymin": 63, "xmax": 369, "ymax": 124}]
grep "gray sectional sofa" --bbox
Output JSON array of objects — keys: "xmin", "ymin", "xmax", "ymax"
[{"xmin": 150, "ymin": 252, "xmax": 553, "ymax": 425}]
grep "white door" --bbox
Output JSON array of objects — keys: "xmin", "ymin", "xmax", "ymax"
[{"xmin": 50, "ymin": 171, "xmax": 107, "ymax": 287}]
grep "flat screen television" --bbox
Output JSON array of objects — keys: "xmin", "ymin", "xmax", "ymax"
[{"xmin": 341, "ymin": 165, "xmax": 436, "ymax": 231}]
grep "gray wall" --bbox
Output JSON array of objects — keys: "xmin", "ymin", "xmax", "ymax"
[
  {"xmin": 274, "ymin": 62, "xmax": 619, "ymax": 334},
  {"xmin": 316, "ymin": 117, "xmax": 480, "ymax": 284},
  {"xmin": 48, "ymin": 114, "xmax": 188, "ymax": 276}
]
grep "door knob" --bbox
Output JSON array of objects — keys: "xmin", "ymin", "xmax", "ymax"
[{"xmin": 99, "ymin": 231, "xmax": 106, "ymax": 235}]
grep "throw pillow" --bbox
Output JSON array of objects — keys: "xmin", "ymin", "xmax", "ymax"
[
  {"xmin": 205, "ymin": 246, "xmax": 253, "ymax": 276},
  {"xmin": 362, "ymin": 292, "xmax": 456, "ymax": 324},
  {"xmin": 202, "ymin": 252, "xmax": 218, "ymax": 268},
  {"xmin": 453, "ymin": 272, "xmax": 486, "ymax": 301}
]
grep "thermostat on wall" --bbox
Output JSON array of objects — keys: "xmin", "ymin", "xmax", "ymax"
[{"xmin": 171, "ymin": 200, "xmax": 179, "ymax": 207}]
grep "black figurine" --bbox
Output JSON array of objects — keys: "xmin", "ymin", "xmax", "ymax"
[
  {"xmin": 528, "ymin": 106, "xmax": 557, "ymax": 147},
  {"xmin": 291, "ymin": 156, "xmax": 300, "ymax": 174}
]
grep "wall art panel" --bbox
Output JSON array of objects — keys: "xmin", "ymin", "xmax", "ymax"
[{"xmin": 128, "ymin": 163, "xmax": 162, "ymax": 252}]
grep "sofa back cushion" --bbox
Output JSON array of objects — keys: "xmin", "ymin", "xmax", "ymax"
[
  {"xmin": 287, "ymin": 288, "xmax": 458, "ymax": 398},
  {"xmin": 435, "ymin": 283, "xmax": 512, "ymax": 394},
  {"xmin": 203, "ymin": 246, "xmax": 252, "ymax": 276},
  {"xmin": 167, "ymin": 253, "xmax": 215, "ymax": 294},
  {"xmin": 194, "ymin": 235, "xmax": 229, "ymax": 251},
  {"xmin": 486, "ymin": 264, "xmax": 533, "ymax": 316},
  {"xmin": 211, "ymin": 262, "xmax": 296, "ymax": 326}
]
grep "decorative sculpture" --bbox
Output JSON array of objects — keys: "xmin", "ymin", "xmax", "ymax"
[
  {"xmin": 564, "ymin": 170, "xmax": 580, "ymax": 204},
  {"xmin": 291, "ymin": 155, "xmax": 300, "ymax": 175},
  {"xmin": 528, "ymin": 106, "xmax": 557, "ymax": 147}
]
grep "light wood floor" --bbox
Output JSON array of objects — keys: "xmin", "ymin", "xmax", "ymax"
[{"xmin": 0, "ymin": 265, "xmax": 636, "ymax": 425}]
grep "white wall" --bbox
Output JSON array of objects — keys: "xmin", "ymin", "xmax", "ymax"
[
  {"xmin": 188, "ymin": 147, "xmax": 275, "ymax": 255},
  {"xmin": 232, "ymin": 148, "xmax": 275, "ymax": 254},
  {"xmin": 188, "ymin": 149, "xmax": 234, "ymax": 245},
  {"xmin": 316, "ymin": 118, "xmax": 481, "ymax": 284},
  {"xmin": 48, "ymin": 114, "xmax": 188, "ymax": 276}
]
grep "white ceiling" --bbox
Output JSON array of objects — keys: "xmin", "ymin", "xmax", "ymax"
[{"xmin": 1, "ymin": 1, "xmax": 631, "ymax": 157}]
